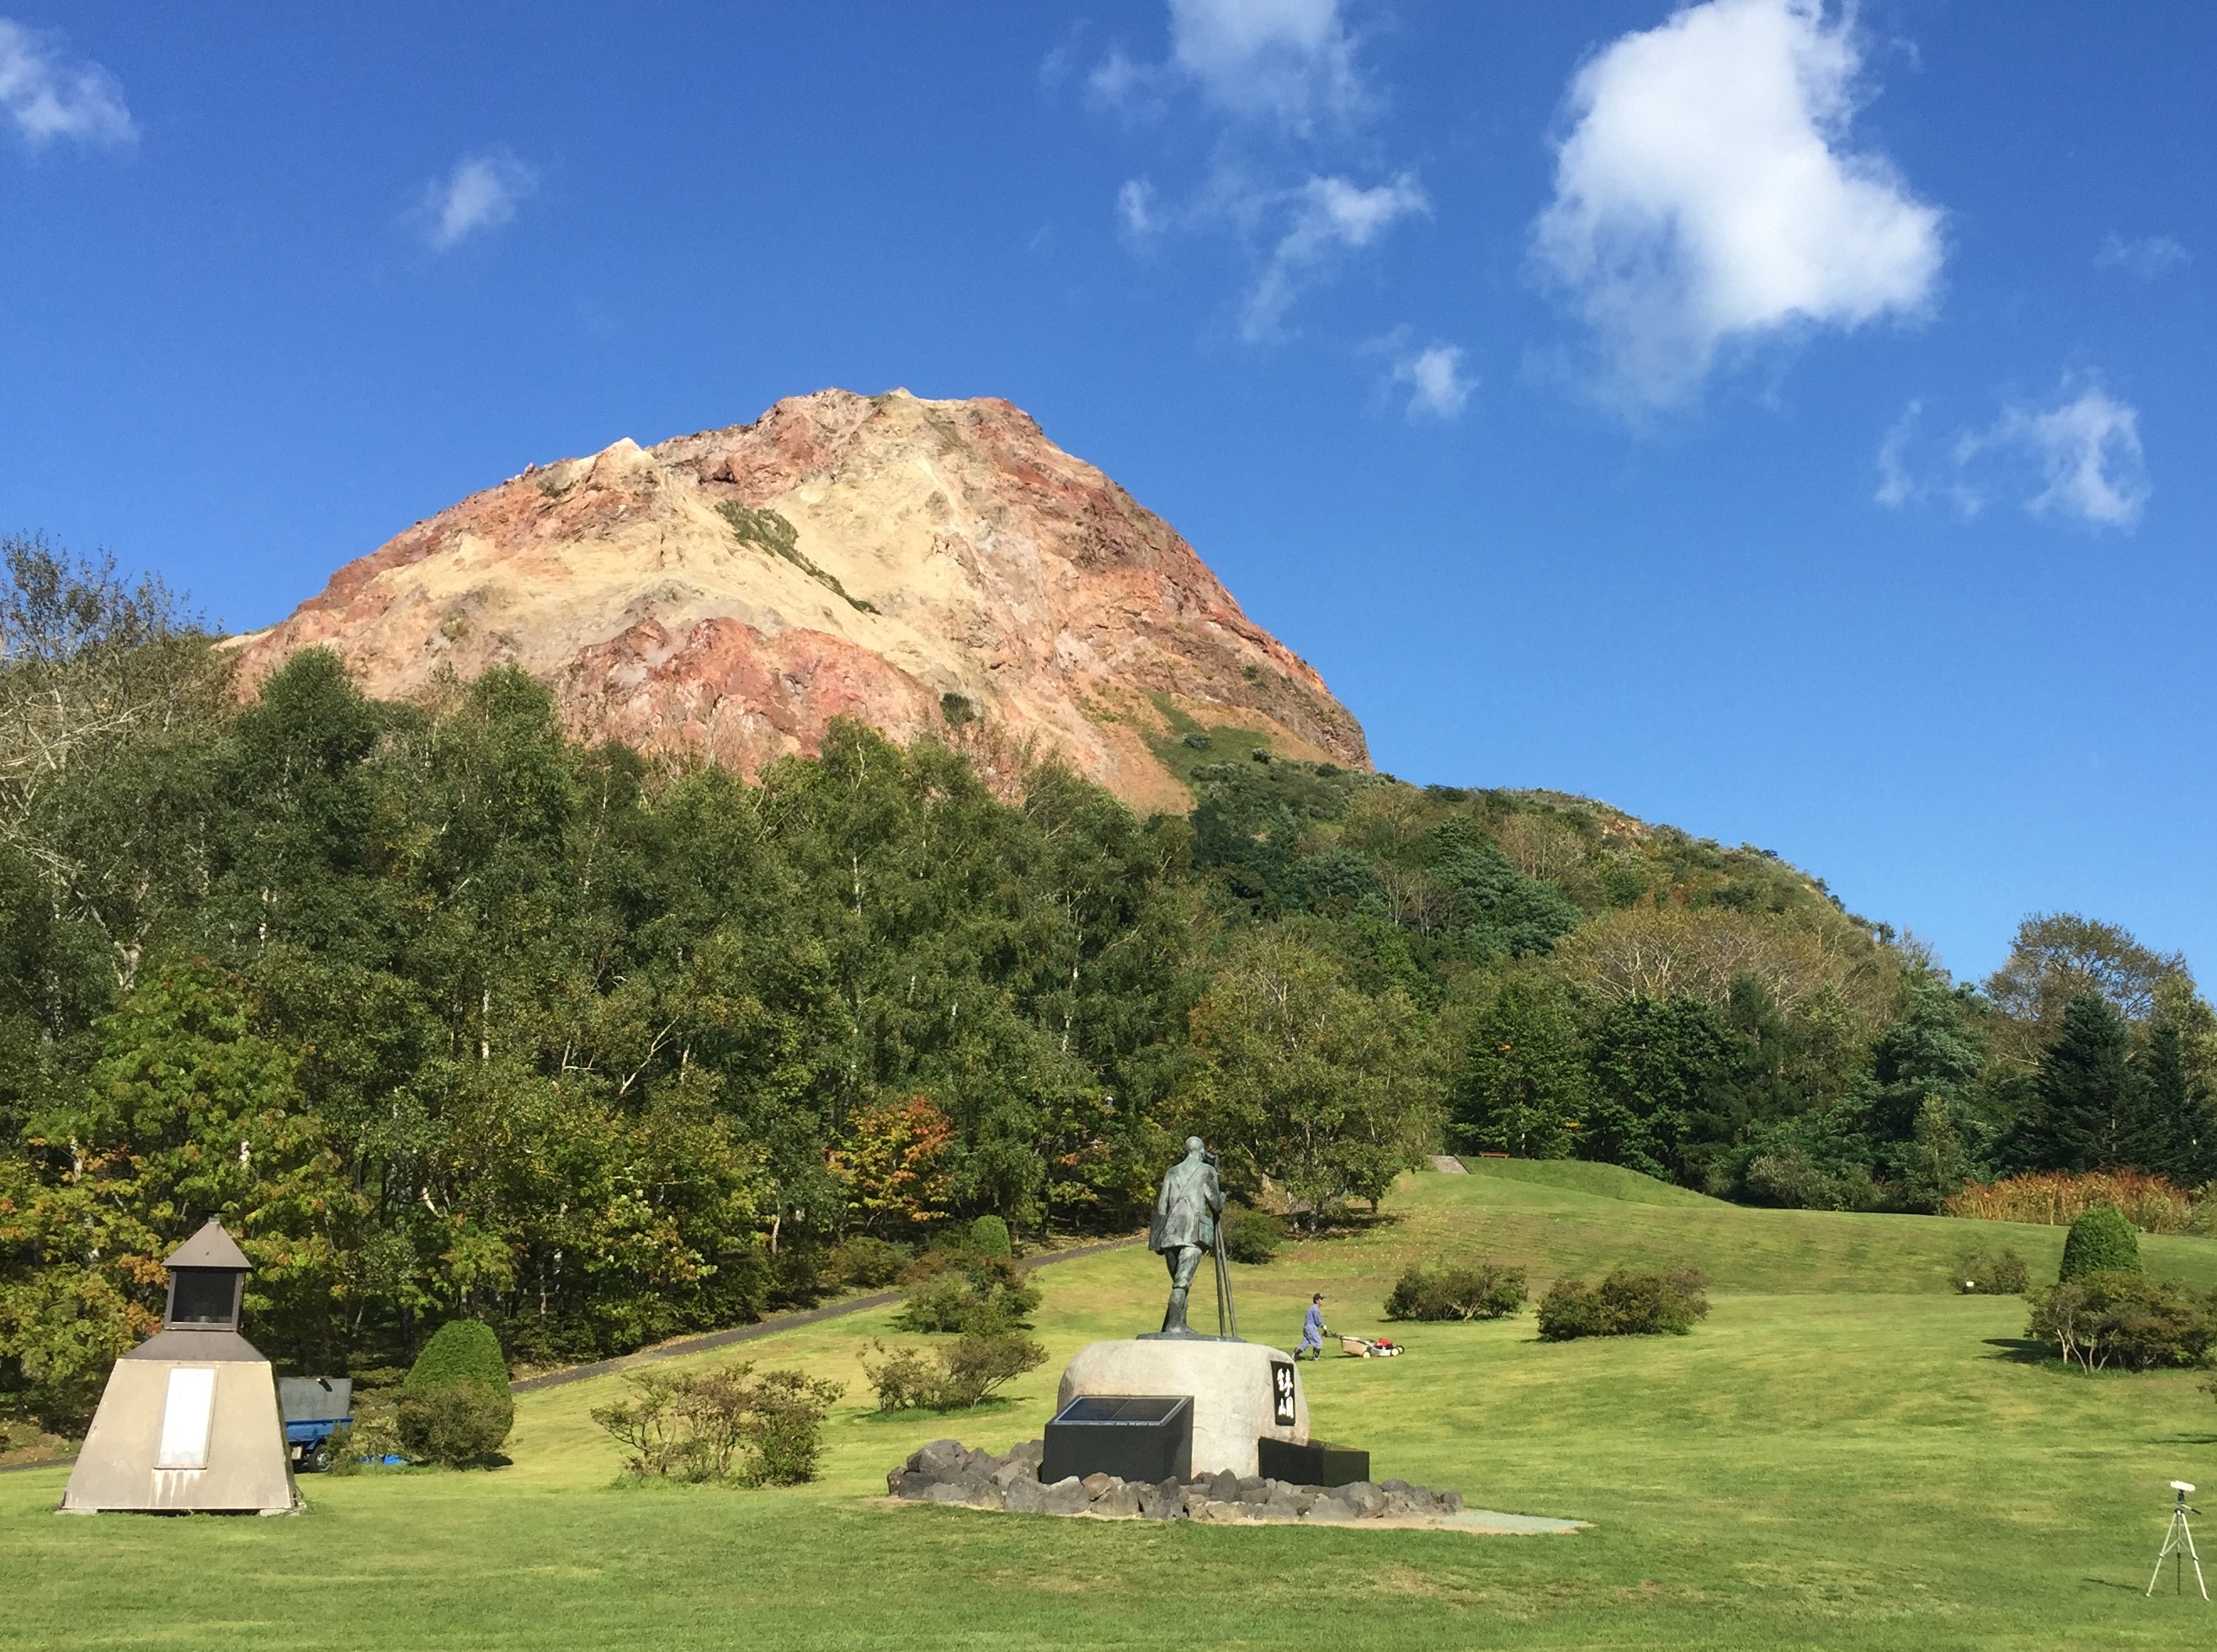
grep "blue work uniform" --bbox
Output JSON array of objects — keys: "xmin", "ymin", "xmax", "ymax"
[{"xmin": 1298, "ymin": 1303, "xmax": 1326, "ymax": 1357}]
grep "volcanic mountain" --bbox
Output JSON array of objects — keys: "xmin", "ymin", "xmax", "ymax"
[{"xmin": 232, "ymin": 389, "xmax": 1369, "ymax": 811}]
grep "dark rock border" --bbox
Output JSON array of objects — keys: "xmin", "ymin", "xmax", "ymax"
[{"xmin": 888, "ymin": 1437, "xmax": 1465, "ymax": 1524}]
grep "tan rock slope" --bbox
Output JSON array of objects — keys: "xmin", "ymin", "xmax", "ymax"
[{"xmin": 232, "ymin": 390, "xmax": 1369, "ymax": 811}]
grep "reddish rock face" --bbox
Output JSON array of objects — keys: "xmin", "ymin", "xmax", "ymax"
[{"xmin": 231, "ymin": 389, "xmax": 1370, "ymax": 810}]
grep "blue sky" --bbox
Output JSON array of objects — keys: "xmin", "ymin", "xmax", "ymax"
[{"xmin": 0, "ymin": 1, "xmax": 2210, "ymax": 985}]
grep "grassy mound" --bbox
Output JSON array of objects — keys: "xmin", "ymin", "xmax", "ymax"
[
  {"xmin": 6, "ymin": 1167, "xmax": 2217, "ymax": 1649},
  {"xmin": 1460, "ymin": 1157, "xmax": 1723, "ymax": 1208}
]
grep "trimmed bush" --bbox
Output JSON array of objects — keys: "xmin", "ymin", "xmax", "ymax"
[
  {"xmin": 1385, "ymin": 1262, "xmax": 1528, "ymax": 1322},
  {"xmin": 1220, "ymin": 1206, "xmax": 1284, "ymax": 1266},
  {"xmin": 893, "ymin": 1251, "xmax": 1039, "ymax": 1332},
  {"xmin": 825, "ymin": 1235, "xmax": 912, "ymax": 1290},
  {"xmin": 2059, "ymin": 1206, "xmax": 2140, "ymax": 1282},
  {"xmin": 1954, "ymin": 1246, "xmax": 2030, "ymax": 1295},
  {"xmin": 404, "ymin": 1320, "xmax": 509, "ymax": 1395},
  {"xmin": 2028, "ymin": 1271, "xmax": 2217, "ymax": 1371},
  {"xmin": 967, "ymin": 1215, "xmax": 1013, "ymax": 1257},
  {"xmin": 397, "ymin": 1383, "xmax": 514, "ymax": 1466},
  {"xmin": 1537, "ymin": 1267, "xmax": 1709, "ymax": 1341},
  {"xmin": 399, "ymin": 1319, "xmax": 513, "ymax": 1464}
]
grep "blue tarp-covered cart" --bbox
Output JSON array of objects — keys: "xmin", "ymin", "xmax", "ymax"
[{"xmin": 278, "ymin": 1377, "xmax": 353, "ymax": 1472}]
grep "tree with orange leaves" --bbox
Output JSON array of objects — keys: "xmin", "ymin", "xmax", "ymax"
[{"xmin": 827, "ymin": 1097, "xmax": 956, "ymax": 1235}]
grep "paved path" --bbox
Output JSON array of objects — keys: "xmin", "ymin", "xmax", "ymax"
[
  {"xmin": 513, "ymin": 1234, "xmax": 1144, "ymax": 1394},
  {"xmin": 1428, "ymin": 1155, "xmax": 1468, "ymax": 1173}
]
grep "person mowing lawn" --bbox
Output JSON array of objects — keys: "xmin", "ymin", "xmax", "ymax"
[{"xmin": 1297, "ymin": 1293, "xmax": 1328, "ymax": 1360}]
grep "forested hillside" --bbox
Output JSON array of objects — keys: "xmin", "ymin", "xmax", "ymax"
[{"xmin": 4, "ymin": 541, "xmax": 2213, "ymax": 1429}]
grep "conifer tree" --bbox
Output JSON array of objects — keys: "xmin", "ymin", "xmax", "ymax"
[
  {"xmin": 2127, "ymin": 1020, "xmax": 2208, "ymax": 1183},
  {"xmin": 2017, "ymin": 992, "xmax": 2134, "ymax": 1171}
]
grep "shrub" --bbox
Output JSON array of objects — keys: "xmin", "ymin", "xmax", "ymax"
[
  {"xmin": 2028, "ymin": 1272, "xmax": 2217, "ymax": 1371},
  {"xmin": 398, "ymin": 1319, "xmax": 513, "ymax": 1464},
  {"xmin": 746, "ymin": 1368, "xmax": 847, "ymax": 1485},
  {"xmin": 397, "ymin": 1383, "xmax": 514, "ymax": 1466},
  {"xmin": 1537, "ymin": 1267, "xmax": 1709, "ymax": 1341},
  {"xmin": 1744, "ymin": 1147, "xmax": 1843, "ymax": 1211},
  {"xmin": 1949, "ymin": 1171, "xmax": 2193, "ymax": 1234},
  {"xmin": 825, "ymin": 1235, "xmax": 912, "ymax": 1291},
  {"xmin": 967, "ymin": 1215, "xmax": 1013, "ymax": 1257},
  {"xmin": 590, "ymin": 1362, "xmax": 843, "ymax": 1485},
  {"xmin": 1219, "ymin": 1206, "xmax": 1284, "ymax": 1266},
  {"xmin": 319, "ymin": 1422, "xmax": 359, "ymax": 1475},
  {"xmin": 1954, "ymin": 1246, "xmax": 2030, "ymax": 1295},
  {"xmin": 863, "ymin": 1342, "xmax": 940, "ymax": 1411},
  {"xmin": 893, "ymin": 1251, "xmax": 1039, "ymax": 1332},
  {"xmin": 864, "ymin": 1330, "xmax": 1047, "ymax": 1412},
  {"xmin": 1384, "ymin": 1262, "xmax": 1528, "ymax": 1322},
  {"xmin": 931, "ymin": 1329, "xmax": 1048, "ymax": 1408},
  {"xmin": 404, "ymin": 1320, "xmax": 509, "ymax": 1395},
  {"xmin": 768, "ymin": 1246, "xmax": 823, "ymax": 1308},
  {"xmin": 2059, "ymin": 1206, "xmax": 2140, "ymax": 1282}
]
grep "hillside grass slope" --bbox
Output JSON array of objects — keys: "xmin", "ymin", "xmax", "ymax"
[{"xmin": 6, "ymin": 1169, "xmax": 2216, "ymax": 1649}]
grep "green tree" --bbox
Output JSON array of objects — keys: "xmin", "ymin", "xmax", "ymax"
[
  {"xmin": 1581, "ymin": 995, "xmax": 1727, "ymax": 1182},
  {"xmin": 2125, "ymin": 1019, "xmax": 2209, "ymax": 1183},
  {"xmin": 1986, "ymin": 912, "xmax": 2186, "ymax": 1076},
  {"xmin": 1901, "ymin": 1095, "xmax": 1969, "ymax": 1213},
  {"xmin": 1181, "ymin": 931, "xmax": 1439, "ymax": 1224},
  {"xmin": 1447, "ymin": 973, "xmax": 1588, "ymax": 1159},
  {"xmin": 2015, "ymin": 992, "xmax": 2135, "ymax": 1171}
]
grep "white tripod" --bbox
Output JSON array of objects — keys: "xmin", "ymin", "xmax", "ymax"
[{"xmin": 2148, "ymin": 1481, "xmax": 2208, "ymax": 1601}]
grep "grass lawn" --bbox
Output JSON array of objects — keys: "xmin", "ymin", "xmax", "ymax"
[{"xmin": 8, "ymin": 1166, "xmax": 2217, "ymax": 1649}]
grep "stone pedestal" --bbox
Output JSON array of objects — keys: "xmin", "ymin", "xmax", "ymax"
[
  {"xmin": 1056, "ymin": 1340, "xmax": 1308, "ymax": 1479},
  {"xmin": 62, "ymin": 1330, "xmax": 296, "ymax": 1515}
]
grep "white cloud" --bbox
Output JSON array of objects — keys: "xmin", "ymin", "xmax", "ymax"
[
  {"xmin": 420, "ymin": 151, "xmax": 535, "ymax": 252},
  {"xmin": 1243, "ymin": 172, "xmax": 1426, "ymax": 338},
  {"xmin": 1532, "ymin": 0, "xmax": 1943, "ymax": 406},
  {"xmin": 1117, "ymin": 178, "xmax": 1160, "ymax": 237},
  {"xmin": 1391, "ymin": 342, "xmax": 1472, "ymax": 420},
  {"xmin": 1874, "ymin": 399, "xmax": 1920, "ymax": 507},
  {"xmin": 2096, "ymin": 233, "xmax": 2189, "ymax": 280},
  {"xmin": 1878, "ymin": 381, "xmax": 2149, "ymax": 531},
  {"xmin": 0, "ymin": 19, "xmax": 133, "ymax": 150},
  {"xmin": 1167, "ymin": 0, "xmax": 1364, "ymax": 132},
  {"xmin": 1082, "ymin": 3, "xmax": 1409, "ymax": 341},
  {"xmin": 2003, "ymin": 387, "xmax": 2149, "ymax": 529}
]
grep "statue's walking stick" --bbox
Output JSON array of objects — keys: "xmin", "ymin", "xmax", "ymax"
[{"xmin": 1213, "ymin": 1219, "xmax": 1239, "ymax": 1341}]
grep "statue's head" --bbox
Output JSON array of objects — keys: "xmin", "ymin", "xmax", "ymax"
[{"xmin": 1184, "ymin": 1135, "xmax": 1204, "ymax": 1157}]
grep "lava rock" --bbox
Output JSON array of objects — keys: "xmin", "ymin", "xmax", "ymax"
[
  {"xmin": 1139, "ymin": 1479, "xmax": 1186, "ymax": 1521},
  {"xmin": 1092, "ymin": 1484, "xmax": 1143, "ymax": 1519},
  {"xmin": 1041, "ymin": 1476, "xmax": 1090, "ymax": 1516}
]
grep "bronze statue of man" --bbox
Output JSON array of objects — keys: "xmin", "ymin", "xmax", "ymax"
[{"xmin": 1148, "ymin": 1136, "xmax": 1223, "ymax": 1336}]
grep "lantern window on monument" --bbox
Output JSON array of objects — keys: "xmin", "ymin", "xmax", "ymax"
[{"xmin": 160, "ymin": 1220, "xmax": 252, "ymax": 1331}]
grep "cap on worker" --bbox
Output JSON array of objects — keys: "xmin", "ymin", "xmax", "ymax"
[{"xmin": 1312, "ymin": 1293, "xmax": 1325, "ymax": 1302}]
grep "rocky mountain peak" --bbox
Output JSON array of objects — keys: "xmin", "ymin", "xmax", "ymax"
[{"xmin": 231, "ymin": 388, "xmax": 1369, "ymax": 810}]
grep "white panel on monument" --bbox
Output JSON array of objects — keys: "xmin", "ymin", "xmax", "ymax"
[{"xmin": 1057, "ymin": 1340, "xmax": 1308, "ymax": 1479}]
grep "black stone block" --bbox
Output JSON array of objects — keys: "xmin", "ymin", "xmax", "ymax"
[
  {"xmin": 1256, "ymin": 1437, "xmax": 1370, "ymax": 1488},
  {"xmin": 1041, "ymin": 1394, "xmax": 1193, "ymax": 1486}
]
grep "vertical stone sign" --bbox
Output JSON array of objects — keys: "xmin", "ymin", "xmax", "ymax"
[{"xmin": 1270, "ymin": 1360, "xmax": 1297, "ymax": 1428}]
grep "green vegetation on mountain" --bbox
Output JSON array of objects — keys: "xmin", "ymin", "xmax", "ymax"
[{"xmin": 4, "ymin": 539, "xmax": 2217, "ymax": 1426}]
